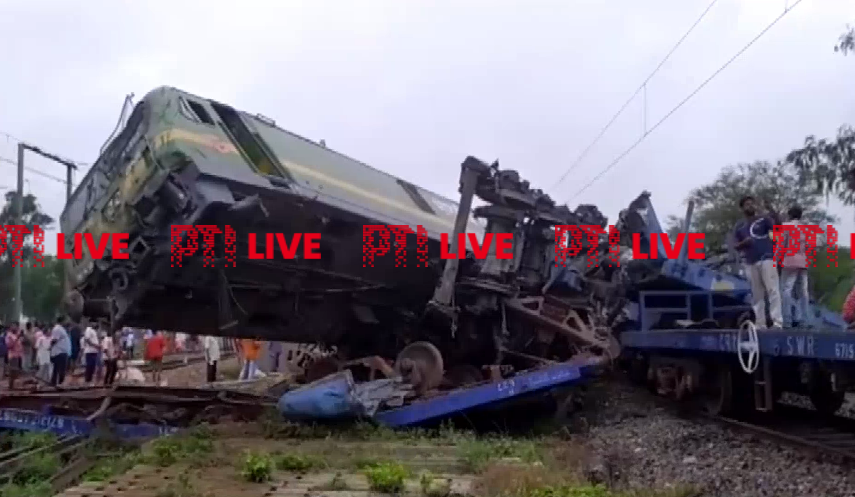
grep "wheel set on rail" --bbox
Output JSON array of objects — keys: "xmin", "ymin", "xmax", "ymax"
[{"xmin": 621, "ymin": 321, "xmax": 849, "ymax": 418}]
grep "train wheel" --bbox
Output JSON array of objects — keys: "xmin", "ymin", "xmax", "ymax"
[
  {"xmin": 700, "ymin": 365, "xmax": 733, "ymax": 416},
  {"xmin": 394, "ymin": 341, "xmax": 444, "ymax": 393},
  {"xmin": 809, "ymin": 373, "xmax": 845, "ymax": 415}
]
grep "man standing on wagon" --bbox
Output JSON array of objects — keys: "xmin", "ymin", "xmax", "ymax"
[{"xmin": 733, "ymin": 195, "xmax": 783, "ymax": 329}]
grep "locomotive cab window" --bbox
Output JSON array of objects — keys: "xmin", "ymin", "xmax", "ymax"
[
  {"xmin": 209, "ymin": 100, "xmax": 285, "ymax": 178},
  {"xmin": 180, "ymin": 98, "xmax": 215, "ymax": 126}
]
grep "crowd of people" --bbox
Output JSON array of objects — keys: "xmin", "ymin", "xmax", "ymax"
[
  {"xmin": 0, "ymin": 317, "xmax": 284, "ymax": 389},
  {"xmin": 0, "ymin": 317, "xmax": 123, "ymax": 389}
]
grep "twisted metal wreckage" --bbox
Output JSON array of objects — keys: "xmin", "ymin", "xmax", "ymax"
[
  {"xmin": 53, "ymin": 87, "xmax": 657, "ymax": 403},
  {"xmin": 6, "ymin": 87, "xmax": 699, "ymax": 433},
  {"xmin": 6, "ymin": 89, "xmax": 853, "ymax": 468}
]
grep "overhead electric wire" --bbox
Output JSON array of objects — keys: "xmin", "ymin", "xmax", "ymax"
[
  {"xmin": 0, "ymin": 156, "xmax": 69, "ymax": 185},
  {"xmin": 550, "ymin": 0, "xmax": 720, "ymax": 191},
  {"xmin": 0, "ymin": 129, "xmax": 87, "ymax": 191},
  {"xmin": 566, "ymin": 0, "xmax": 804, "ymax": 203}
]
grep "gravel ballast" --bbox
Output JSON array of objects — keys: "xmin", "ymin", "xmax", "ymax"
[{"xmin": 579, "ymin": 380, "xmax": 855, "ymax": 497}]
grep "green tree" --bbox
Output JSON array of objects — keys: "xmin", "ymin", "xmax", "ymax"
[
  {"xmin": 788, "ymin": 26, "xmax": 855, "ymax": 202},
  {"xmin": 779, "ymin": 25, "xmax": 855, "ymax": 311},
  {"xmin": 812, "ymin": 247, "xmax": 853, "ymax": 312},
  {"xmin": 21, "ymin": 255, "xmax": 64, "ymax": 322},
  {"xmin": 0, "ymin": 191, "xmax": 55, "ymax": 321},
  {"xmin": 665, "ymin": 160, "xmax": 836, "ymax": 253},
  {"xmin": 834, "ymin": 25, "xmax": 854, "ymax": 54}
]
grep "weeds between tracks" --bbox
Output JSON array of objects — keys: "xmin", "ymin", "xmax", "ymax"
[{"xmin": 32, "ymin": 407, "xmax": 701, "ymax": 497}]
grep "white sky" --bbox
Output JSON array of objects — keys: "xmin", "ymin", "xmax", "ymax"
[{"xmin": 1, "ymin": 0, "xmax": 854, "ymax": 254}]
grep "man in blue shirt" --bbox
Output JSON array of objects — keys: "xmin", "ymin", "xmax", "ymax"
[{"xmin": 733, "ymin": 195, "xmax": 783, "ymax": 328}]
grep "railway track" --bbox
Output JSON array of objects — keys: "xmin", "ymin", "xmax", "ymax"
[
  {"xmin": 624, "ymin": 374, "xmax": 855, "ymax": 465},
  {"xmin": 705, "ymin": 405, "xmax": 855, "ymax": 464},
  {"xmin": 0, "ymin": 434, "xmax": 92, "ymax": 490}
]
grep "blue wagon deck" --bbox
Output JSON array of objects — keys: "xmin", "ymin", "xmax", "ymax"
[
  {"xmin": 376, "ymin": 358, "xmax": 601, "ymax": 427},
  {"xmin": 621, "ymin": 328, "xmax": 855, "ymax": 362},
  {"xmin": 277, "ymin": 357, "xmax": 604, "ymax": 428}
]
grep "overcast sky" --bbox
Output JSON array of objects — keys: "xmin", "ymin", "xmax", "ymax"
[{"xmin": 1, "ymin": 0, "xmax": 854, "ymax": 254}]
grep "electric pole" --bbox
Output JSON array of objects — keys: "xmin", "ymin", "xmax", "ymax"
[{"xmin": 13, "ymin": 143, "xmax": 78, "ymax": 322}]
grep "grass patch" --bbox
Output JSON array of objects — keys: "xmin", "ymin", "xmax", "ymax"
[
  {"xmin": 11, "ymin": 451, "xmax": 61, "ymax": 485},
  {"xmin": 0, "ymin": 481, "xmax": 53, "ymax": 497},
  {"xmin": 474, "ymin": 461, "xmax": 702, "ymax": 497},
  {"xmin": 144, "ymin": 426, "xmax": 216, "ymax": 467},
  {"xmin": 0, "ymin": 431, "xmax": 58, "ymax": 454},
  {"xmin": 0, "ymin": 439, "xmax": 62, "ymax": 497},
  {"xmin": 273, "ymin": 452, "xmax": 326, "ymax": 472},
  {"xmin": 420, "ymin": 471, "xmax": 452, "ymax": 497},
  {"xmin": 258, "ymin": 413, "xmax": 475, "ymax": 444},
  {"xmin": 458, "ymin": 438, "xmax": 541, "ymax": 472},
  {"xmin": 239, "ymin": 451, "xmax": 274, "ymax": 483},
  {"xmin": 83, "ymin": 450, "xmax": 143, "ymax": 482},
  {"xmin": 155, "ymin": 473, "xmax": 207, "ymax": 497},
  {"xmin": 364, "ymin": 461, "xmax": 410, "ymax": 493}
]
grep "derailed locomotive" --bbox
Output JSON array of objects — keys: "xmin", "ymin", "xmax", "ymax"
[{"xmin": 60, "ymin": 86, "xmax": 634, "ymax": 390}]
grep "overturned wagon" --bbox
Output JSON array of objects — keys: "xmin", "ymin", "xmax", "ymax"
[{"xmin": 61, "ymin": 86, "xmax": 630, "ymax": 391}]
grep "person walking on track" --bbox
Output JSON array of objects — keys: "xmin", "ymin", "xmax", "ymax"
[
  {"xmin": 268, "ymin": 341, "xmax": 283, "ymax": 373},
  {"xmin": 145, "ymin": 331, "xmax": 166, "ymax": 385},
  {"xmin": 733, "ymin": 195, "xmax": 783, "ymax": 329},
  {"xmin": 82, "ymin": 322, "xmax": 101, "ymax": 386},
  {"xmin": 239, "ymin": 338, "xmax": 261, "ymax": 380},
  {"xmin": 35, "ymin": 326, "xmax": 52, "ymax": 385},
  {"xmin": 102, "ymin": 330, "xmax": 120, "ymax": 386},
  {"xmin": 204, "ymin": 335, "xmax": 221, "ymax": 383},
  {"xmin": 49, "ymin": 317, "xmax": 71, "ymax": 386},
  {"xmin": 67, "ymin": 319, "xmax": 82, "ymax": 377}
]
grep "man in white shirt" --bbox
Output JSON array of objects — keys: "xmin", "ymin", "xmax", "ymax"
[
  {"xmin": 82, "ymin": 323, "xmax": 101, "ymax": 385},
  {"xmin": 102, "ymin": 331, "xmax": 120, "ymax": 386},
  {"xmin": 779, "ymin": 205, "xmax": 813, "ymax": 328},
  {"xmin": 49, "ymin": 317, "xmax": 71, "ymax": 386},
  {"xmin": 203, "ymin": 335, "xmax": 221, "ymax": 383},
  {"xmin": 35, "ymin": 327, "xmax": 52, "ymax": 384}
]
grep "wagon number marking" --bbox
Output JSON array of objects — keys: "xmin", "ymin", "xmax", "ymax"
[
  {"xmin": 497, "ymin": 379, "xmax": 516, "ymax": 396},
  {"xmin": 835, "ymin": 343, "xmax": 855, "ymax": 360}
]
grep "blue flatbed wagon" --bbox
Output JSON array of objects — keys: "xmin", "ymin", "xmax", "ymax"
[
  {"xmin": 621, "ymin": 322, "xmax": 855, "ymax": 417},
  {"xmin": 621, "ymin": 328, "xmax": 855, "ymax": 362}
]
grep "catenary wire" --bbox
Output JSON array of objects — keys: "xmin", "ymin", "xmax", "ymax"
[
  {"xmin": 549, "ymin": 0, "xmax": 721, "ymax": 191},
  {"xmin": 0, "ymin": 156, "xmax": 69, "ymax": 185},
  {"xmin": 566, "ymin": 0, "xmax": 804, "ymax": 203}
]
